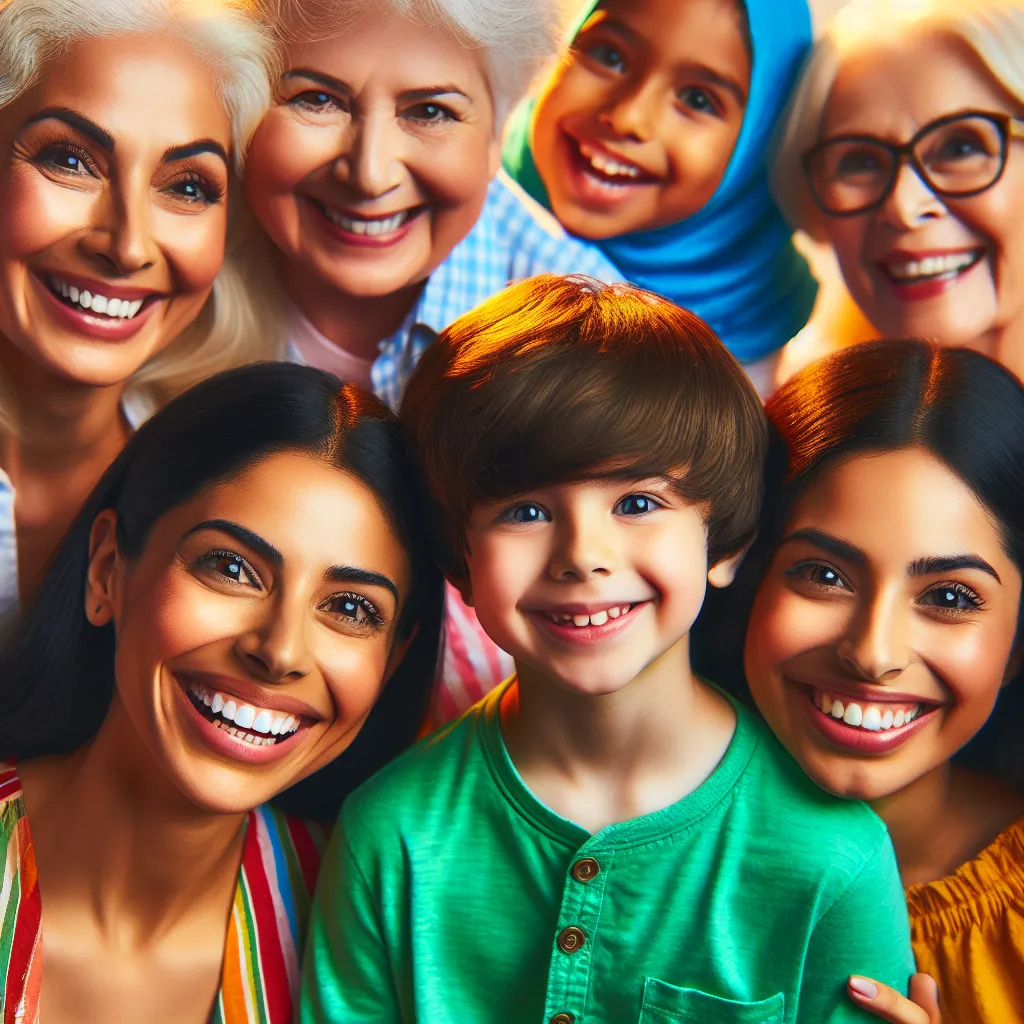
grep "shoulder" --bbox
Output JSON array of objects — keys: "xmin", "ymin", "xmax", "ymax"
[
  {"xmin": 341, "ymin": 698, "xmax": 492, "ymax": 843},
  {"xmin": 247, "ymin": 803, "xmax": 328, "ymax": 901},
  {"xmin": 735, "ymin": 710, "xmax": 894, "ymax": 880},
  {"xmin": 473, "ymin": 172, "xmax": 622, "ymax": 282}
]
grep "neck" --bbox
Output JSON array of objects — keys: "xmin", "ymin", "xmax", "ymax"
[
  {"xmin": 26, "ymin": 698, "xmax": 246, "ymax": 941},
  {"xmin": 869, "ymin": 760, "xmax": 1024, "ymax": 888},
  {"xmin": 278, "ymin": 253, "xmax": 426, "ymax": 363},
  {"xmin": 501, "ymin": 636, "xmax": 736, "ymax": 829},
  {"xmin": 870, "ymin": 763, "xmax": 953, "ymax": 887},
  {"xmin": 0, "ymin": 338, "xmax": 130, "ymax": 480}
]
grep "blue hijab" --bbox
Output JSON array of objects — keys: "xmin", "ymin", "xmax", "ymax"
[{"xmin": 502, "ymin": 0, "xmax": 816, "ymax": 363}]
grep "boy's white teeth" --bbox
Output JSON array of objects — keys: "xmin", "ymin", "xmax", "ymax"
[
  {"xmin": 324, "ymin": 206, "xmax": 409, "ymax": 235},
  {"xmin": 818, "ymin": 691, "xmax": 921, "ymax": 731},
  {"xmin": 579, "ymin": 143, "xmax": 641, "ymax": 179},
  {"xmin": 49, "ymin": 276, "xmax": 145, "ymax": 318},
  {"xmin": 547, "ymin": 604, "xmax": 633, "ymax": 627},
  {"xmin": 188, "ymin": 682, "xmax": 300, "ymax": 738},
  {"xmin": 886, "ymin": 252, "xmax": 977, "ymax": 281}
]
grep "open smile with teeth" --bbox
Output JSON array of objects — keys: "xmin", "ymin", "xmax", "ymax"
[
  {"xmin": 881, "ymin": 250, "xmax": 982, "ymax": 284},
  {"xmin": 46, "ymin": 275, "xmax": 148, "ymax": 319},
  {"xmin": 576, "ymin": 141, "xmax": 653, "ymax": 186},
  {"xmin": 186, "ymin": 680, "xmax": 304, "ymax": 747},
  {"xmin": 313, "ymin": 199, "xmax": 420, "ymax": 236},
  {"xmin": 809, "ymin": 688, "xmax": 934, "ymax": 732},
  {"xmin": 541, "ymin": 602, "xmax": 641, "ymax": 628}
]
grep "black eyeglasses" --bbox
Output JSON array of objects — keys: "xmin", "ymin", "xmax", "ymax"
[{"xmin": 801, "ymin": 110, "xmax": 1024, "ymax": 217}]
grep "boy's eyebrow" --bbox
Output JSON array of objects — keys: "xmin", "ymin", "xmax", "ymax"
[
  {"xmin": 779, "ymin": 528, "xmax": 866, "ymax": 567},
  {"xmin": 908, "ymin": 555, "xmax": 1001, "ymax": 584}
]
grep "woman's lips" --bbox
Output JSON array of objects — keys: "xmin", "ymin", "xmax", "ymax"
[
  {"xmin": 557, "ymin": 131, "xmax": 658, "ymax": 210},
  {"xmin": 306, "ymin": 196, "xmax": 425, "ymax": 249},
  {"xmin": 795, "ymin": 681, "xmax": 940, "ymax": 754},
  {"xmin": 877, "ymin": 248, "xmax": 984, "ymax": 303},
  {"xmin": 34, "ymin": 271, "xmax": 161, "ymax": 341},
  {"xmin": 175, "ymin": 677, "xmax": 307, "ymax": 766}
]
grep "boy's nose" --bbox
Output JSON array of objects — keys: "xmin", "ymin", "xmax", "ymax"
[{"xmin": 547, "ymin": 515, "xmax": 617, "ymax": 580}]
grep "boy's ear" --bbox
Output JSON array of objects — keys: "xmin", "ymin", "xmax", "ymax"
[{"xmin": 707, "ymin": 541, "xmax": 754, "ymax": 590}]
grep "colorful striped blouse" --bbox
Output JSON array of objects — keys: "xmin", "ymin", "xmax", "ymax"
[{"xmin": 0, "ymin": 763, "xmax": 324, "ymax": 1023}]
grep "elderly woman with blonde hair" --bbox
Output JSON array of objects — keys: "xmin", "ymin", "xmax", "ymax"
[
  {"xmin": 0, "ymin": 0, "xmax": 278, "ymax": 629},
  {"xmin": 772, "ymin": 0, "xmax": 1024, "ymax": 383}
]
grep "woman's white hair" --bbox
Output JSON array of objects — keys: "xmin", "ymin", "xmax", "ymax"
[
  {"xmin": 0, "ymin": 0, "xmax": 282, "ymax": 431},
  {"xmin": 265, "ymin": 0, "xmax": 562, "ymax": 128},
  {"xmin": 771, "ymin": 0, "xmax": 1024, "ymax": 241}
]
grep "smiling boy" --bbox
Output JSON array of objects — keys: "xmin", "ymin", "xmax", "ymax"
[{"xmin": 300, "ymin": 275, "xmax": 916, "ymax": 1023}]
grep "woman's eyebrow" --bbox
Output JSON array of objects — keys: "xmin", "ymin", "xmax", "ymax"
[
  {"xmin": 779, "ymin": 528, "xmax": 866, "ymax": 566},
  {"xmin": 282, "ymin": 68, "xmax": 351, "ymax": 94},
  {"xmin": 183, "ymin": 519, "xmax": 282, "ymax": 568},
  {"xmin": 163, "ymin": 139, "xmax": 228, "ymax": 165},
  {"xmin": 24, "ymin": 107, "xmax": 114, "ymax": 151},
  {"xmin": 908, "ymin": 555, "xmax": 1001, "ymax": 584},
  {"xmin": 325, "ymin": 565, "xmax": 399, "ymax": 601},
  {"xmin": 399, "ymin": 86, "xmax": 470, "ymax": 103}
]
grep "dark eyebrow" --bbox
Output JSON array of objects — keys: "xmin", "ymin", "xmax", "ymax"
[
  {"xmin": 908, "ymin": 555, "xmax": 1001, "ymax": 584},
  {"xmin": 183, "ymin": 519, "xmax": 399, "ymax": 597},
  {"xmin": 282, "ymin": 68, "xmax": 350, "ymax": 94},
  {"xmin": 162, "ymin": 139, "xmax": 228, "ymax": 166},
  {"xmin": 183, "ymin": 519, "xmax": 283, "ymax": 569},
  {"xmin": 779, "ymin": 528, "xmax": 867, "ymax": 567},
  {"xmin": 325, "ymin": 566, "xmax": 399, "ymax": 601},
  {"xmin": 685, "ymin": 64, "xmax": 747, "ymax": 106},
  {"xmin": 24, "ymin": 107, "xmax": 114, "ymax": 151}
]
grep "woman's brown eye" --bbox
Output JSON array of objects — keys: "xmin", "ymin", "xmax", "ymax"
[
  {"xmin": 323, "ymin": 593, "xmax": 383, "ymax": 625},
  {"xmin": 196, "ymin": 550, "xmax": 261, "ymax": 589}
]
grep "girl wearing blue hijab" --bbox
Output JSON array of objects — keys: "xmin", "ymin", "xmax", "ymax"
[{"xmin": 502, "ymin": 0, "xmax": 817, "ymax": 365}]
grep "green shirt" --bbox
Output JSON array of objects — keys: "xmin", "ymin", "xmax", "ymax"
[{"xmin": 302, "ymin": 681, "xmax": 915, "ymax": 1023}]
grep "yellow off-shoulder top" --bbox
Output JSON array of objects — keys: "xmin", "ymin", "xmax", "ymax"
[{"xmin": 906, "ymin": 816, "xmax": 1024, "ymax": 1023}]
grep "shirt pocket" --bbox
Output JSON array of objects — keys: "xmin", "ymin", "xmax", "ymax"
[{"xmin": 639, "ymin": 977, "xmax": 785, "ymax": 1024}]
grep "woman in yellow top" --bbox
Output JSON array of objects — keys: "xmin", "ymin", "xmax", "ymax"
[{"xmin": 697, "ymin": 339, "xmax": 1024, "ymax": 1024}]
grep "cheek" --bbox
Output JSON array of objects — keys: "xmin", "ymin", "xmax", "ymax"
[
  {"xmin": 824, "ymin": 220, "xmax": 870, "ymax": 289},
  {"xmin": 659, "ymin": 127, "xmax": 738, "ymax": 219},
  {"xmin": 0, "ymin": 165, "xmax": 95, "ymax": 264},
  {"xmin": 744, "ymin": 585, "xmax": 827, "ymax": 699},
  {"xmin": 155, "ymin": 205, "xmax": 227, "ymax": 298},
  {"xmin": 319, "ymin": 636, "xmax": 393, "ymax": 727},
  {"xmin": 928, "ymin": 625, "xmax": 1011, "ymax": 723},
  {"xmin": 416, "ymin": 135, "xmax": 494, "ymax": 222},
  {"xmin": 466, "ymin": 536, "xmax": 536, "ymax": 621}
]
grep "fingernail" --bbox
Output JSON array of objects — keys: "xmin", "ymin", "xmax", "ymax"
[{"xmin": 849, "ymin": 977, "xmax": 878, "ymax": 999}]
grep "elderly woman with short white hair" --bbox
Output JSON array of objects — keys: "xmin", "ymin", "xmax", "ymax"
[
  {"xmin": 0, "ymin": 0, "xmax": 279, "ymax": 629},
  {"xmin": 772, "ymin": 0, "xmax": 1024, "ymax": 381},
  {"xmin": 243, "ymin": 0, "xmax": 625, "ymax": 720}
]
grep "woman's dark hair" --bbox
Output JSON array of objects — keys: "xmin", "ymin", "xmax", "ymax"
[
  {"xmin": 693, "ymin": 338, "xmax": 1024, "ymax": 786},
  {"xmin": 0, "ymin": 362, "xmax": 444, "ymax": 819}
]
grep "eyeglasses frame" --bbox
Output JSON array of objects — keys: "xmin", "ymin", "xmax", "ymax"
[{"xmin": 801, "ymin": 109, "xmax": 1024, "ymax": 218}]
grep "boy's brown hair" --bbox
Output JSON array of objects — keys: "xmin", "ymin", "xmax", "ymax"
[{"xmin": 400, "ymin": 274, "xmax": 768, "ymax": 585}]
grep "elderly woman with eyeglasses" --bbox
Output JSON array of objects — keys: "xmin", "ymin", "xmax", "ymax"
[{"xmin": 772, "ymin": 0, "xmax": 1024, "ymax": 381}]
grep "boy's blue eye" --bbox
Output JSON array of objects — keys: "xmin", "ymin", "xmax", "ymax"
[
  {"xmin": 585, "ymin": 42, "xmax": 627, "ymax": 74},
  {"xmin": 501, "ymin": 503, "xmax": 548, "ymax": 524},
  {"xmin": 615, "ymin": 494, "xmax": 658, "ymax": 516}
]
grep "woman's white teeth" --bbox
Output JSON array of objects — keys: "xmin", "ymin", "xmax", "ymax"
[
  {"xmin": 887, "ymin": 252, "xmax": 977, "ymax": 281},
  {"xmin": 50, "ymin": 276, "xmax": 144, "ymax": 318},
  {"xmin": 325, "ymin": 206, "xmax": 409, "ymax": 236},
  {"xmin": 820, "ymin": 691, "xmax": 920, "ymax": 731},
  {"xmin": 547, "ymin": 604, "xmax": 633, "ymax": 627},
  {"xmin": 579, "ymin": 143, "xmax": 641, "ymax": 179},
  {"xmin": 189, "ymin": 682, "xmax": 300, "ymax": 738}
]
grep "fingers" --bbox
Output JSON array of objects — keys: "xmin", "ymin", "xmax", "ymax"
[{"xmin": 847, "ymin": 973, "xmax": 941, "ymax": 1024}]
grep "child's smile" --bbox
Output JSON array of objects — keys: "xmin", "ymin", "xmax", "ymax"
[
  {"xmin": 530, "ymin": 0, "xmax": 750, "ymax": 240},
  {"xmin": 464, "ymin": 475, "xmax": 711, "ymax": 697}
]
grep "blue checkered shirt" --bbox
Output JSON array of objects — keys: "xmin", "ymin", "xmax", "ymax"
[{"xmin": 287, "ymin": 170, "xmax": 622, "ymax": 409}]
